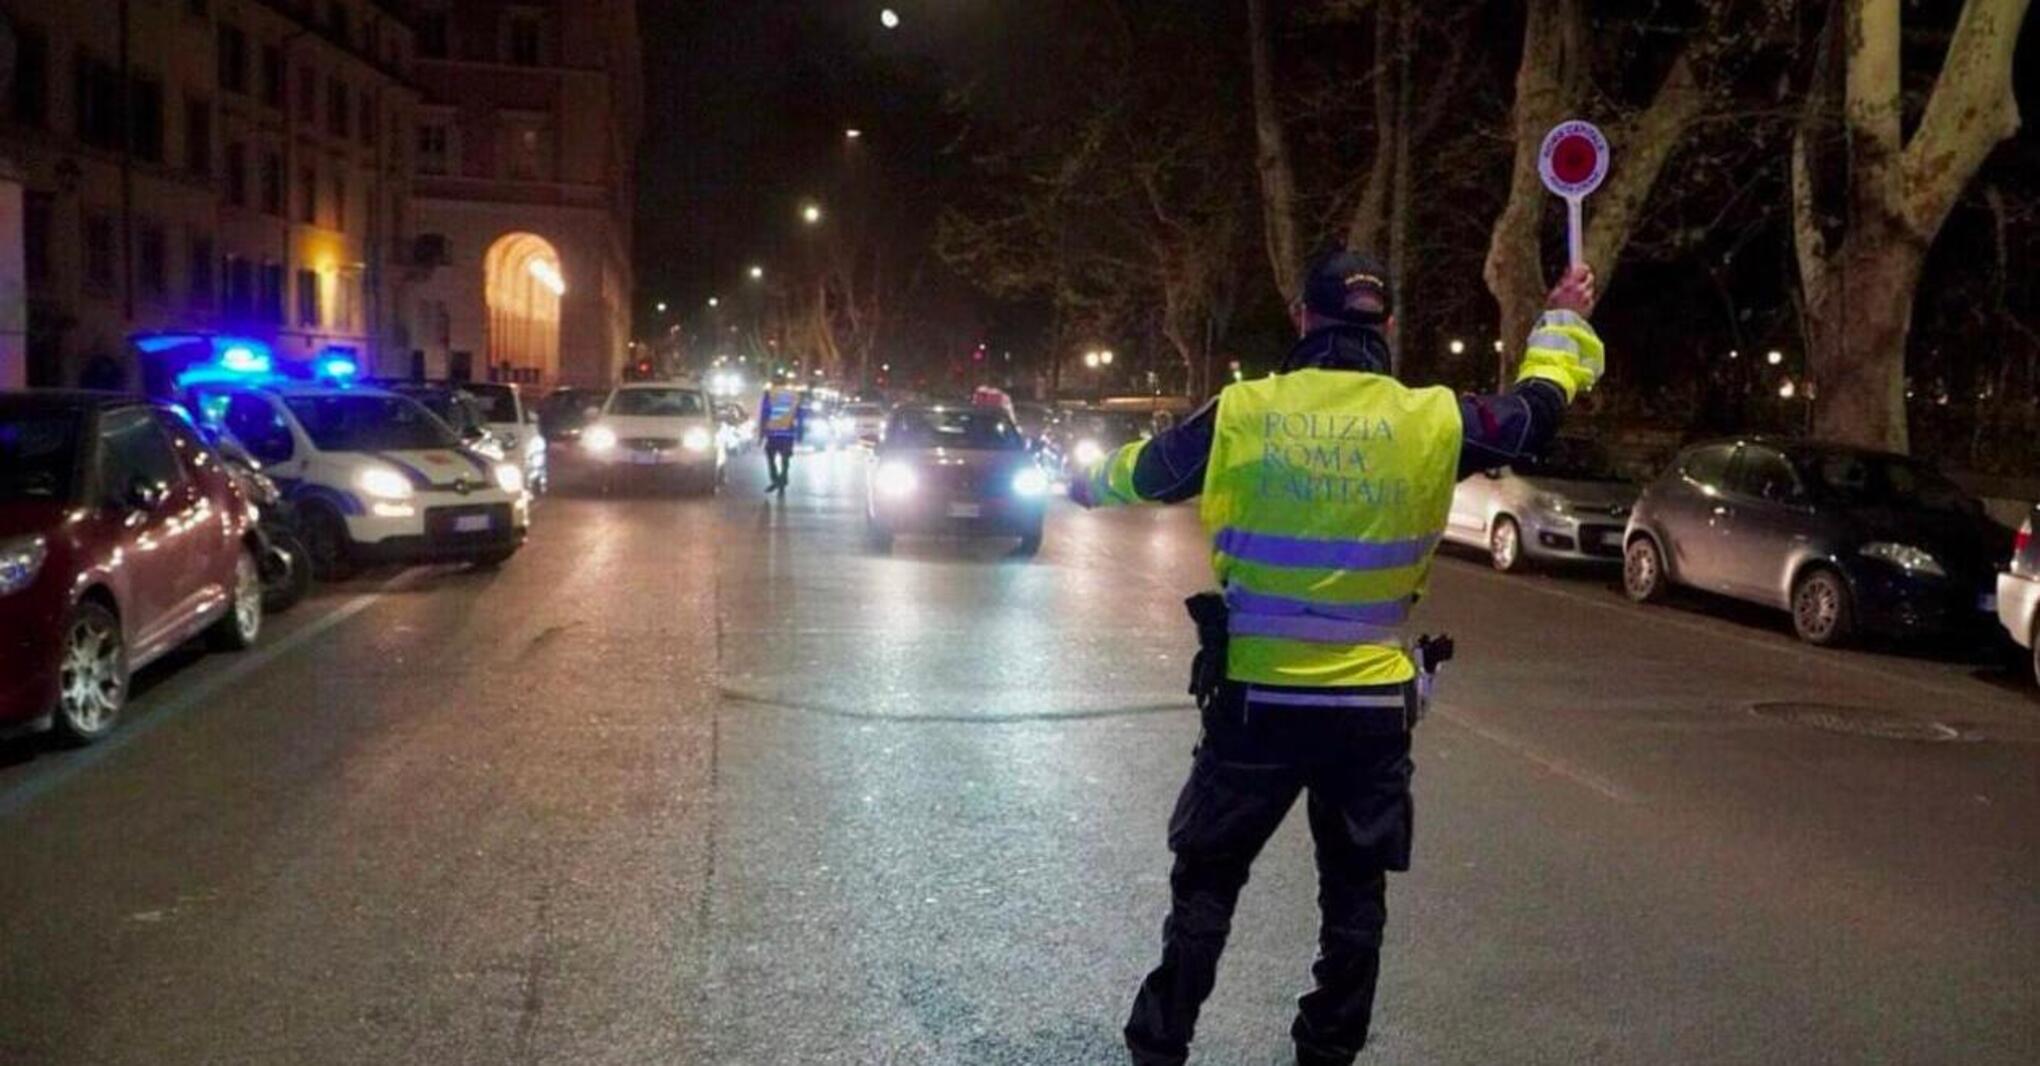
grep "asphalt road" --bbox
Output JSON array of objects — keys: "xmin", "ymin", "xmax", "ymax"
[{"xmin": 2, "ymin": 449, "xmax": 2035, "ymax": 1065}]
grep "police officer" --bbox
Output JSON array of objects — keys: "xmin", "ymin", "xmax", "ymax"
[
  {"xmin": 1072, "ymin": 249, "xmax": 1603, "ymax": 1066},
  {"xmin": 757, "ymin": 372, "xmax": 804, "ymax": 494}
]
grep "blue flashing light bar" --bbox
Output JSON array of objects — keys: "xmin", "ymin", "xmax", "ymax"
[
  {"xmin": 218, "ymin": 343, "xmax": 273, "ymax": 375},
  {"xmin": 316, "ymin": 349, "xmax": 361, "ymax": 382}
]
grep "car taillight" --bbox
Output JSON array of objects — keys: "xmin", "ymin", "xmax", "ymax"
[{"xmin": 2017, "ymin": 520, "xmax": 2033, "ymax": 560}]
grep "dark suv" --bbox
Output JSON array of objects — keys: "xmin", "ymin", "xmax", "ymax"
[{"xmin": 1623, "ymin": 438, "xmax": 2011, "ymax": 646}]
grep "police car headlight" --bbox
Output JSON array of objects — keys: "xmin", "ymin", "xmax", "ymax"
[
  {"xmin": 583, "ymin": 425, "xmax": 618, "ymax": 453},
  {"xmin": 682, "ymin": 427, "xmax": 714, "ymax": 452},
  {"xmin": 1073, "ymin": 439, "xmax": 1104, "ymax": 466},
  {"xmin": 874, "ymin": 461, "xmax": 919, "ymax": 499},
  {"xmin": 356, "ymin": 466, "xmax": 415, "ymax": 501},
  {"xmin": 0, "ymin": 535, "xmax": 49, "ymax": 597},
  {"xmin": 494, "ymin": 462, "xmax": 525, "ymax": 495},
  {"xmin": 1012, "ymin": 467, "xmax": 1050, "ymax": 498}
]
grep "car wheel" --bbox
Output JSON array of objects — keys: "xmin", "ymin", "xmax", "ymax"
[
  {"xmin": 1624, "ymin": 536, "xmax": 1669, "ymax": 603},
  {"xmin": 260, "ymin": 526, "xmax": 314, "ymax": 614},
  {"xmin": 1489, "ymin": 516, "xmax": 1525, "ymax": 573},
  {"xmin": 1791, "ymin": 569, "xmax": 1856, "ymax": 647},
  {"xmin": 1014, "ymin": 530, "xmax": 1043, "ymax": 558},
  {"xmin": 54, "ymin": 601, "xmax": 126, "ymax": 745},
  {"xmin": 301, "ymin": 503, "xmax": 359, "ymax": 581},
  {"xmin": 208, "ymin": 545, "xmax": 264, "ymax": 651}
]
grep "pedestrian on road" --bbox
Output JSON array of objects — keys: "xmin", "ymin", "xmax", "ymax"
[
  {"xmin": 759, "ymin": 372, "xmax": 804, "ymax": 494},
  {"xmin": 1072, "ymin": 249, "xmax": 1604, "ymax": 1066}
]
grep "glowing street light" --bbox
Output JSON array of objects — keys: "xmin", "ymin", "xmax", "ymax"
[
  {"xmin": 1083, "ymin": 350, "xmax": 1101, "ymax": 370},
  {"xmin": 526, "ymin": 259, "xmax": 566, "ymax": 296},
  {"xmin": 1778, "ymin": 379, "xmax": 1797, "ymax": 399},
  {"xmin": 845, "ymin": 128, "xmax": 863, "ymax": 141},
  {"xmin": 1766, "ymin": 350, "xmax": 1785, "ymax": 366},
  {"xmin": 655, "ymin": 301, "xmax": 668, "ymax": 314},
  {"xmin": 1100, "ymin": 349, "xmax": 1115, "ymax": 366},
  {"xmin": 748, "ymin": 265, "xmax": 765, "ymax": 281},
  {"xmin": 880, "ymin": 8, "xmax": 900, "ymax": 29},
  {"xmin": 801, "ymin": 203, "xmax": 824, "ymax": 225},
  {"xmin": 707, "ymin": 296, "xmax": 720, "ymax": 308},
  {"xmin": 1448, "ymin": 339, "xmax": 1467, "ymax": 355}
]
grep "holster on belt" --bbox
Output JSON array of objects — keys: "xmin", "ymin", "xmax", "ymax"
[
  {"xmin": 1184, "ymin": 591, "xmax": 1230, "ymax": 710},
  {"xmin": 1411, "ymin": 633, "xmax": 1455, "ymax": 724}
]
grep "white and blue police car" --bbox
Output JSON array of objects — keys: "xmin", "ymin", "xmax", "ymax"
[{"xmin": 183, "ymin": 360, "xmax": 531, "ymax": 575}]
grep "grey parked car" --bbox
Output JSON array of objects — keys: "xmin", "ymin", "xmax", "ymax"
[
  {"xmin": 1996, "ymin": 506, "xmax": 2038, "ymax": 685},
  {"xmin": 1446, "ymin": 437, "xmax": 1638, "ymax": 571},
  {"xmin": 1624, "ymin": 438, "xmax": 2012, "ymax": 646}
]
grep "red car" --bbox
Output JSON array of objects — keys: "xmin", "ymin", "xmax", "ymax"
[{"xmin": 1, "ymin": 392, "xmax": 265, "ymax": 744}]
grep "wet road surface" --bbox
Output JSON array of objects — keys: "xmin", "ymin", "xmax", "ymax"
[{"xmin": 2, "ymin": 450, "xmax": 2035, "ymax": 1064}]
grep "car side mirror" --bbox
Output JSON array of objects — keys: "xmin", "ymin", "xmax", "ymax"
[
  {"xmin": 525, "ymin": 410, "xmax": 541, "ymax": 425},
  {"xmin": 125, "ymin": 478, "xmax": 168, "ymax": 512},
  {"xmin": 582, "ymin": 405, "xmax": 602, "ymax": 420}
]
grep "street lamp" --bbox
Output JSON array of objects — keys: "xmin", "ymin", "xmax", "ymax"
[
  {"xmin": 707, "ymin": 296, "xmax": 720, "ymax": 308},
  {"xmin": 748, "ymin": 265, "xmax": 765, "ymax": 281},
  {"xmin": 845, "ymin": 128, "xmax": 863, "ymax": 141},
  {"xmin": 1448, "ymin": 339, "xmax": 1466, "ymax": 355},
  {"xmin": 1084, "ymin": 350, "xmax": 1101, "ymax": 370},
  {"xmin": 1100, "ymin": 349, "xmax": 1115, "ymax": 366},
  {"xmin": 1766, "ymin": 350, "xmax": 1785, "ymax": 366},
  {"xmin": 655, "ymin": 301, "xmax": 668, "ymax": 315},
  {"xmin": 802, "ymin": 203, "xmax": 824, "ymax": 225},
  {"xmin": 880, "ymin": 8, "xmax": 900, "ymax": 29}
]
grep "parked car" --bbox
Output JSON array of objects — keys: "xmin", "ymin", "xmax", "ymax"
[
  {"xmin": 1, "ymin": 392, "xmax": 265, "ymax": 744},
  {"xmin": 1446, "ymin": 437, "xmax": 1638, "ymax": 571},
  {"xmin": 841, "ymin": 402, "xmax": 888, "ymax": 444},
  {"xmin": 1624, "ymin": 438, "xmax": 2012, "ymax": 646},
  {"xmin": 377, "ymin": 381, "xmax": 506, "ymax": 461},
  {"xmin": 866, "ymin": 405, "xmax": 1048, "ymax": 555},
  {"xmin": 459, "ymin": 382, "xmax": 548, "ymax": 495},
  {"xmin": 579, "ymin": 382, "xmax": 724, "ymax": 494},
  {"xmin": 1996, "ymin": 506, "xmax": 2038, "ymax": 686},
  {"xmin": 537, "ymin": 387, "xmax": 601, "ymax": 447}
]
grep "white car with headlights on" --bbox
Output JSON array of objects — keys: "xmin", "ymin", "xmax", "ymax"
[
  {"xmin": 185, "ymin": 382, "xmax": 530, "ymax": 576},
  {"xmin": 866, "ymin": 405, "xmax": 1049, "ymax": 556},
  {"xmin": 580, "ymin": 382, "xmax": 724, "ymax": 494}
]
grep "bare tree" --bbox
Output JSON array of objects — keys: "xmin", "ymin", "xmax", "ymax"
[{"xmin": 1792, "ymin": 0, "xmax": 2032, "ymax": 451}]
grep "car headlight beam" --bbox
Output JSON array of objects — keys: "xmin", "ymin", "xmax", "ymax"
[
  {"xmin": 1073, "ymin": 439, "xmax": 1104, "ymax": 466},
  {"xmin": 1859, "ymin": 541, "xmax": 1945, "ymax": 577},
  {"xmin": 0, "ymin": 535, "xmax": 49, "ymax": 597},
  {"xmin": 494, "ymin": 462, "xmax": 526, "ymax": 495},
  {"xmin": 1012, "ymin": 467, "xmax": 1050, "ymax": 498},
  {"xmin": 683, "ymin": 427, "xmax": 714, "ymax": 452},
  {"xmin": 356, "ymin": 466, "xmax": 416, "ymax": 501},
  {"xmin": 583, "ymin": 425, "xmax": 618, "ymax": 453},
  {"xmin": 874, "ymin": 460, "xmax": 919, "ymax": 499}
]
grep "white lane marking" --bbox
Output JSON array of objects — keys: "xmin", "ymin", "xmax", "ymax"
[
  {"xmin": 0, "ymin": 571, "xmax": 418, "ymax": 820},
  {"xmin": 1440, "ymin": 560, "xmax": 2000, "ymax": 707},
  {"xmin": 1432, "ymin": 705, "xmax": 1639, "ymax": 805}
]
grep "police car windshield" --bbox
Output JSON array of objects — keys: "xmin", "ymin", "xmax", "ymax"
[
  {"xmin": 888, "ymin": 409, "xmax": 1026, "ymax": 451},
  {"xmin": 0, "ymin": 413, "xmax": 78, "ymax": 501},
  {"xmin": 610, "ymin": 389, "xmax": 707, "ymax": 417},
  {"xmin": 463, "ymin": 384, "xmax": 520, "ymax": 423},
  {"xmin": 285, "ymin": 395, "xmax": 461, "ymax": 452}
]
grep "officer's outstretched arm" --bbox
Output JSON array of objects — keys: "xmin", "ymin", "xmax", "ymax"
[{"xmin": 1070, "ymin": 401, "xmax": 1217, "ymax": 509}]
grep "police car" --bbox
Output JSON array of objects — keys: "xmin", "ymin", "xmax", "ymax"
[{"xmin": 185, "ymin": 374, "xmax": 530, "ymax": 576}]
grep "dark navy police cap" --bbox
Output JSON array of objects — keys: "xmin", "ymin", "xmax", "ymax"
[{"xmin": 1300, "ymin": 249, "xmax": 1393, "ymax": 325}]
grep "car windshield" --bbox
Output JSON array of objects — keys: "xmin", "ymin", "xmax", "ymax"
[
  {"xmin": 845, "ymin": 404, "xmax": 884, "ymax": 419},
  {"xmin": 394, "ymin": 390, "xmax": 484, "ymax": 436},
  {"xmin": 464, "ymin": 385, "xmax": 520, "ymax": 423},
  {"xmin": 889, "ymin": 409, "xmax": 1026, "ymax": 451},
  {"xmin": 0, "ymin": 412, "xmax": 79, "ymax": 501},
  {"xmin": 1520, "ymin": 438, "xmax": 1625, "ymax": 482},
  {"xmin": 1804, "ymin": 452, "xmax": 1974, "ymax": 514},
  {"xmin": 609, "ymin": 389, "xmax": 707, "ymax": 417},
  {"xmin": 285, "ymin": 395, "xmax": 460, "ymax": 452}
]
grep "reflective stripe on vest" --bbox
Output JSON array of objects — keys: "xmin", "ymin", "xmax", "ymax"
[{"xmin": 1197, "ymin": 368, "xmax": 1462, "ymax": 688}]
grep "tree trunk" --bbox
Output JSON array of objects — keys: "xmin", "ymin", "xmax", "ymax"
[
  {"xmin": 1385, "ymin": 0, "xmax": 1413, "ymax": 377},
  {"xmin": 1803, "ymin": 229, "xmax": 1924, "ymax": 451},
  {"xmin": 1247, "ymin": 0, "xmax": 1303, "ymax": 303},
  {"xmin": 1482, "ymin": 0, "xmax": 1573, "ymax": 387}
]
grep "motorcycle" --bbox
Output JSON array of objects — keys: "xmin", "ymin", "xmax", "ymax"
[{"xmin": 208, "ymin": 432, "xmax": 315, "ymax": 613}]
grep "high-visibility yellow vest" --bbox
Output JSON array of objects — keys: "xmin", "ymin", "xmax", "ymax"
[
  {"xmin": 1197, "ymin": 369, "xmax": 1462, "ymax": 687},
  {"xmin": 763, "ymin": 389, "xmax": 800, "ymax": 434}
]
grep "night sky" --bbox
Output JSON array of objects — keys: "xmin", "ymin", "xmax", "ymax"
[{"xmin": 633, "ymin": 2, "xmax": 1050, "ymax": 327}]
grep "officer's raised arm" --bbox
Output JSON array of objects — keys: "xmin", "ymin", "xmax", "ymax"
[
  {"xmin": 1457, "ymin": 264, "xmax": 1605, "ymax": 478},
  {"xmin": 1069, "ymin": 403, "xmax": 1216, "ymax": 509}
]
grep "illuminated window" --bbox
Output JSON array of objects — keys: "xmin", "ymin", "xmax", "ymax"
[{"xmin": 297, "ymin": 268, "xmax": 321, "ymax": 328}]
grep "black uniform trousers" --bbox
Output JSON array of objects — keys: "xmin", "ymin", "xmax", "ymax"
[
  {"xmin": 1125, "ymin": 684, "xmax": 1415, "ymax": 1066},
  {"xmin": 763, "ymin": 437, "xmax": 795, "ymax": 487}
]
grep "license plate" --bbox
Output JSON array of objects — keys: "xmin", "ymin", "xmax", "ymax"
[
  {"xmin": 1979, "ymin": 594, "xmax": 1998, "ymax": 612},
  {"xmin": 948, "ymin": 503, "xmax": 983, "ymax": 519},
  {"xmin": 631, "ymin": 451, "xmax": 662, "ymax": 466},
  {"xmin": 453, "ymin": 514, "xmax": 493, "ymax": 533}
]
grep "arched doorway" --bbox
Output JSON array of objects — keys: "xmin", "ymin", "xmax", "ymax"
[{"xmin": 483, "ymin": 232, "xmax": 564, "ymax": 384}]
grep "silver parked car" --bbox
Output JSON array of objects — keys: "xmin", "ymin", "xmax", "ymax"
[
  {"xmin": 1446, "ymin": 437, "xmax": 1638, "ymax": 571},
  {"xmin": 1996, "ymin": 505, "xmax": 2038, "ymax": 685}
]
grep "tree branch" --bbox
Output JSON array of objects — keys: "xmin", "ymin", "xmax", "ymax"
[
  {"xmin": 1249, "ymin": 0, "xmax": 1303, "ymax": 302},
  {"xmin": 1899, "ymin": 0, "xmax": 2032, "ymax": 239}
]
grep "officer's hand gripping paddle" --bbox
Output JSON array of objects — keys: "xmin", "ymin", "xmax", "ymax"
[{"xmin": 1539, "ymin": 121, "xmax": 1610, "ymax": 270}]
